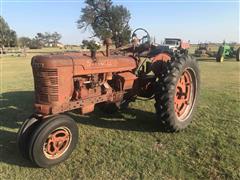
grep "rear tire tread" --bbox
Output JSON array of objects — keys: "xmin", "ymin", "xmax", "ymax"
[{"xmin": 154, "ymin": 55, "xmax": 200, "ymax": 131}]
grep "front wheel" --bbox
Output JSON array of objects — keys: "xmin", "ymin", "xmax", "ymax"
[
  {"xmin": 236, "ymin": 47, "xmax": 240, "ymax": 61},
  {"xmin": 154, "ymin": 55, "xmax": 200, "ymax": 131},
  {"xmin": 216, "ymin": 46, "xmax": 224, "ymax": 62},
  {"xmin": 28, "ymin": 115, "xmax": 79, "ymax": 168}
]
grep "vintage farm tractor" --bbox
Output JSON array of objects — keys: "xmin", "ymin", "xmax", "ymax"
[
  {"xmin": 194, "ymin": 43, "xmax": 214, "ymax": 57},
  {"xmin": 17, "ymin": 28, "xmax": 200, "ymax": 167},
  {"xmin": 216, "ymin": 42, "xmax": 240, "ymax": 62}
]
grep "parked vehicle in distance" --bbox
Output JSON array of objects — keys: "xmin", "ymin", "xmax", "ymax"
[
  {"xmin": 161, "ymin": 38, "xmax": 190, "ymax": 55},
  {"xmin": 194, "ymin": 43, "xmax": 215, "ymax": 57}
]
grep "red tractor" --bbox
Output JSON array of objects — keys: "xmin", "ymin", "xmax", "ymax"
[{"xmin": 17, "ymin": 28, "xmax": 200, "ymax": 167}]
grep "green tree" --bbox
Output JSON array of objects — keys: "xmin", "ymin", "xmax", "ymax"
[
  {"xmin": 0, "ymin": 16, "xmax": 17, "ymax": 52},
  {"xmin": 0, "ymin": 16, "xmax": 9, "ymax": 52},
  {"xmin": 29, "ymin": 38, "xmax": 42, "ymax": 49},
  {"xmin": 44, "ymin": 32, "xmax": 51, "ymax": 46},
  {"xmin": 18, "ymin": 37, "xmax": 32, "ymax": 48},
  {"xmin": 77, "ymin": 0, "xmax": 131, "ymax": 48},
  {"xmin": 35, "ymin": 32, "xmax": 62, "ymax": 47},
  {"xmin": 35, "ymin": 33, "xmax": 45, "ymax": 47},
  {"xmin": 51, "ymin": 32, "xmax": 62, "ymax": 47},
  {"xmin": 9, "ymin": 30, "xmax": 17, "ymax": 47}
]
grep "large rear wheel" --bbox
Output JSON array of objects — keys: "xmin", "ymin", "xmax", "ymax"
[{"xmin": 154, "ymin": 55, "xmax": 200, "ymax": 131}]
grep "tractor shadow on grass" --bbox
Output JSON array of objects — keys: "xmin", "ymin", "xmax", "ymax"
[
  {"xmin": 195, "ymin": 57, "xmax": 217, "ymax": 62},
  {"xmin": 0, "ymin": 91, "xmax": 166, "ymax": 167},
  {"xmin": 0, "ymin": 91, "xmax": 35, "ymax": 167},
  {"xmin": 0, "ymin": 130, "xmax": 35, "ymax": 167},
  {"xmin": 69, "ymin": 107, "xmax": 164, "ymax": 133},
  {"xmin": 196, "ymin": 57, "xmax": 238, "ymax": 63}
]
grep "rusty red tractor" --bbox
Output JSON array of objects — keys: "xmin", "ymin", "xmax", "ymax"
[{"xmin": 17, "ymin": 28, "xmax": 200, "ymax": 167}]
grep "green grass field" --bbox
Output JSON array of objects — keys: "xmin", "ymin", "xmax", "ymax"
[{"xmin": 0, "ymin": 49, "xmax": 240, "ymax": 179}]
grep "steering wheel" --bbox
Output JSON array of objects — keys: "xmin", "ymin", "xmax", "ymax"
[{"xmin": 131, "ymin": 28, "xmax": 151, "ymax": 46}]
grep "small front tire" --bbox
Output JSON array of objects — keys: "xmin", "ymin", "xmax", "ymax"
[{"xmin": 28, "ymin": 115, "xmax": 79, "ymax": 168}]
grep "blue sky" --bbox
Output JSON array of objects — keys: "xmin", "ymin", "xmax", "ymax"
[{"xmin": 1, "ymin": 0, "xmax": 239, "ymax": 44}]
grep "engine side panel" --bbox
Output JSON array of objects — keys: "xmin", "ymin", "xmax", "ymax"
[{"xmin": 31, "ymin": 53, "xmax": 137, "ymax": 115}]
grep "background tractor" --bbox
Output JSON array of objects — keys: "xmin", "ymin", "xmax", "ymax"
[
  {"xmin": 216, "ymin": 42, "xmax": 240, "ymax": 62},
  {"xmin": 17, "ymin": 28, "xmax": 200, "ymax": 168},
  {"xmin": 194, "ymin": 43, "xmax": 215, "ymax": 57}
]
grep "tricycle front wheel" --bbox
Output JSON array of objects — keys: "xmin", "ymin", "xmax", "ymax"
[
  {"xmin": 28, "ymin": 115, "xmax": 79, "ymax": 168},
  {"xmin": 18, "ymin": 114, "xmax": 79, "ymax": 168}
]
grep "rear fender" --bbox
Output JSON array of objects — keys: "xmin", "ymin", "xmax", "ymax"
[
  {"xmin": 151, "ymin": 53, "xmax": 171, "ymax": 77},
  {"xmin": 151, "ymin": 53, "xmax": 171, "ymax": 63}
]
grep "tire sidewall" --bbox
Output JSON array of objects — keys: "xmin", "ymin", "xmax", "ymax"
[
  {"xmin": 29, "ymin": 115, "xmax": 79, "ymax": 168},
  {"xmin": 17, "ymin": 117, "xmax": 41, "ymax": 159},
  {"xmin": 154, "ymin": 55, "xmax": 200, "ymax": 131},
  {"xmin": 17, "ymin": 117, "xmax": 39, "ymax": 142}
]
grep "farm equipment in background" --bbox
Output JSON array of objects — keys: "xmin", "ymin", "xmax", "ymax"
[
  {"xmin": 17, "ymin": 28, "xmax": 200, "ymax": 168},
  {"xmin": 194, "ymin": 43, "xmax": 215, "ymax": 57},
  {"xmin": 118, "ymin": 29, "xmax": 190, "ymax": 56},
  {"xmin": 161, "ymin": 38, "xmax": 190, "ymax": 55},
  {"xmin": 216, "ymin": 42, "xmax": 240, "ymax": 62}
]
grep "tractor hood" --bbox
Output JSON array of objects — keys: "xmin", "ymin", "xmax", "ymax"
[{"xmin": 31, "ymin": 52, "xmax": 137, "ymax": 76}]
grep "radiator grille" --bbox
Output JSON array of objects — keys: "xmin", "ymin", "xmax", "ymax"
[{"xmin": 33, "ymin": 68, "xmax": 58, "ymax": 103}]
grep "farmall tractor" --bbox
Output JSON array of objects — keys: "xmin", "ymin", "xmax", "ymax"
[{"xmin": 17, "ymin": 28, "xmax": 200, "ymax": 167}]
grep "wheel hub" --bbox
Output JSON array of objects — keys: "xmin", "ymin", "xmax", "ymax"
[
  {"xmin": 43, "ymin": 127, "xmax": 72, "ymax": 159},
  {"xmin": 174, "ymin": 69, "xmax": 194, "ymax": 121}
]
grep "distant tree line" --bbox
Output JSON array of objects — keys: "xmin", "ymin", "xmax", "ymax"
[
  {"xmin": 18, "ymin": 32, "xmax": 62, "ymax": 49},
  {"xmin": 0, "ymin": 16, "xmax": 62, "ymax": 52}
]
